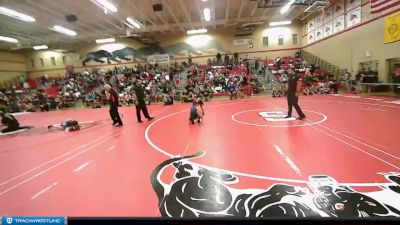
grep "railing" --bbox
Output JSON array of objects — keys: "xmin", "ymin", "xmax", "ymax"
[{"xmin": 300, "ymin": 50, "xmax": 345, "ymax": 80}]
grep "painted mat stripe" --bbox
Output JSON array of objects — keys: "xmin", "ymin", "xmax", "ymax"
[
  {"xmin": 107, "ymin": 146, "xmax": 116, "ymax": 152},
  {"xmin": 360, "ymin": 107, "xmax": 387, "ymax": 112},
  {"xmin": 267, "ymin": 101, "xmax": 400, "ymax": 170},
  {"xmin": 0, "ymin": 129, "xmax": 122, "ymax": 186},
  {"xmin": 0, "ymin": 131, "xmax": 122, "ymax": 196},
  {"xmin": 73, "ymin": 161, "xmax": 91, "ymax": 173},
  {"xmin": 318, "ymin": 124, "xmax": 400, "ymax": 160},
  {"xmin": 274, "ymin": 145, "xmax": 302, "ymax": 177},
  {"xmin": 146, "ymin": 99, "xmax": 395, "ymax": 187},
  {"xmin": 30, "ymin": 182, "xmax": 57, "ymax": 200}
]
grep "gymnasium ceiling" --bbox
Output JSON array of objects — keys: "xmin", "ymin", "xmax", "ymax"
[{"xmin": 0, "ymin": 0, "xmax": 323, "ymax": 50}]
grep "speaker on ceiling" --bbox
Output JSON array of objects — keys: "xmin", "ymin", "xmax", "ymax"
[
  {"xmin": 66, "ymin": 14, "xmax": 78, "ymax": 22},
  {"xmin": 152, "ymin": 4, "xmax": 163, "ymax": 11}
]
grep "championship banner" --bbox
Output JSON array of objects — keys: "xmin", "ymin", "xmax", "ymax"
[
  {"xmin": 147, "ymin": 54, "xmax": 170, "ymax": 64},
  {"xmin": 334, "ymin": 0, "xmax": 345, "ymax": 18},
  {"xmin": 346, "ymin": 0, "xmax": 361, "ymax": 11},
  {"xmin": 308, "ymin": 19, "xmax": 315, "ymax": 32},
  {"xmin": 346, "ymin": 6, "xmax": 361, "ymax": 28},
  {"xmin": 324, "ymin": 22, "xmax": 333, "ymax": 37},
  {"xmin": 333, "ymin": 15, "xmax": 345, "ymax": 33},
  {"xmin": 324, "ymin": 7, "xmax": 333, "ymax": 22},
  {"xmin": 384, "ymin": 11, "xmax": 400, "ymax": 44},
  {"xmin": 308, "ymin": 30, "xmax": 315, "ymax": 43},
  {"xmin": 315, "ymin": 15, "xmax": 324, "ymax": 28},
  {"xmin": 315, "ymin": 27, "xmax": 324, "ymax": 40}
]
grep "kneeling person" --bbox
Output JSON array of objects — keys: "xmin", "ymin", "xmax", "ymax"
[
  {"xmin": 0, "ymin": 109, "xmax": 32, "ymax": 133},
  {"xmin": 189, "ymin": 101, "xmax": 204, "ymax": 124}
]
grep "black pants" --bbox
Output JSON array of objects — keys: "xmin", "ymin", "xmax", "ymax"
[
  {"xmin": 135, "ymin": 102, "xmax": 150, "ymax": 121},
  {"xmin": 1, "ymin": 125, "xmax": 31, "ymax": 133},
  {"xmin": 287, "ymin": 95, "xmax": 305, "ymax": 118},
  {"xmin": 109, "ymin": 106, "xmax": 123, "ymax": 125}
]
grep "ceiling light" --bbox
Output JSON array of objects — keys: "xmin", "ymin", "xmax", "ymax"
[
  {"xmin": 0, "ymin": 6, "xmax": 35, "ymax": 23},
  {"xmin": 201, "ymin": 0, "xmax": 208, "ymax": 2},
  {"xmin": 203, "ymin": 8, "xmax": 211, "ymax": 22},
  {"xmin": 280, "ymin": 0, "xmax": 295, "ymax": 14},
  {"xmin": 187, "ymin": 28, "xmax": 208, "ymax": 35},
  {"xmin": 269, "ymin": 21, "xmax": 292, "ymax": 26},
  {"xmin": 52, "ymin": 25, "xmax": 77, "ymax": 36},
  {"xmin": 33, "ymin": 45, "xmax": 48, "ymax": 50},
  {"xmin": 0, "ymin": 36, "xmax": 18, "ymax": 43},
  {"xmin": 126, "ymin": 17, "xmax": 142, "ymax": 29},
  {"xmin": 95, "ymin": 38, "xmax": 115, "ymax": 44},
  {"xmin": 90, "ymin": 0, "xmax": 118, "ymax": 13}
]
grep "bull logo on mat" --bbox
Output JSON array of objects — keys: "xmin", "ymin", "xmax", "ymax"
[{"xmin": 151, "ymin": 151, "xmax": 400, "ymax": 218}]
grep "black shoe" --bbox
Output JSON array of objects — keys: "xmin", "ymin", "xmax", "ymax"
[
  {"xmin": 148, "ymin": 117, "xmax": 154, "ymax": 121},
  {"xmin": 115, "ymin": 123, "xmax": 123, "ymax": 126},
  {"xmin": 297, "ymin": 116, "xmax": 306, "ymax": 120},
  {"xmin": 284, "ymin": 116, "xmax": 291, "ymax": 119},
  {"xmin": 138, "ymin": 120, "xmax": 143, "ymax": 123}
]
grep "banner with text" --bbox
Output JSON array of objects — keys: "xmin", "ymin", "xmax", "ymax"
[{"xmin": 147, "ymin": 54, "xmax": 170, "ymax": 64}]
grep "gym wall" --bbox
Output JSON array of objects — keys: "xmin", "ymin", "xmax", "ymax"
[
  {"xmin": 25, "ymin": 24, "xmax": 302, "ymax": 78},
  {"xmin": 0, "ymin": 51, "xmax": 27, "ymax": 84},
  {"xmin": 302, "ymin": 1, "xmax": 400, "ymax": 82}
]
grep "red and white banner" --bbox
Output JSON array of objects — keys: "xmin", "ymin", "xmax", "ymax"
[
  {"xmin": 370, "ymin": 0, "xmax": 400, "ymax": 14},
  {"xmin": 346, "ymin": 6, "xmax": 362, "ymax": 27},
  {"xmin": 308, "ymin": 31, "xmax": 315, "ymax": 43}
]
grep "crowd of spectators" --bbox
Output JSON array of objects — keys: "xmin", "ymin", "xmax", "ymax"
[
  {"xmin": 0, "ymin": 54, "xmax": 264, "ymax": 113},
  {"xmin": 264, "ymin": 54, "xmax": 341, "ymax": 97}
]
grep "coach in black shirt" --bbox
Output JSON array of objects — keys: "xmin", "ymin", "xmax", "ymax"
[
  {"xmin": 104, "ymin": 84, "xmax": 123, "ymax": 126},
  {"xmin": 133, "ymin": 79, "xmax": 154, "ymax": 123},
  {"xmin": 286, "ymin": 68, "xmax": 306, "ymax": 120}
]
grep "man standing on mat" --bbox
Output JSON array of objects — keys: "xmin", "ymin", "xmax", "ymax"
[
  {"xmin": 286, "ymin": 68, "xmax": 306, "ymax": 120},
  {"xmin": 133, "ymin": 79, "xmax": 154, "ymax": 123},
  {"xmin": 104, "ymin": 84, "xmax": 123, "ymax": 126}
]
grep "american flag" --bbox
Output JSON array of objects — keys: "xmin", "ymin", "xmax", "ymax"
[{"xmin": 370, "ymin": 0, "xmax": 400, "ymax": 14}]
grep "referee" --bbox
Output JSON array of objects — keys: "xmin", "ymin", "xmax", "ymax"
[
  {"xmin": 133, "ymin": 79, "xmax": 154, "ymax": 123},
  {"xmin": 285, "ymin": 68, "xmax": 306, "ymax": 120}
]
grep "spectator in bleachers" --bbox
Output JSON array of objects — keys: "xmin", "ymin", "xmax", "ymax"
[
  {"xmin": 393, "ymin": 66, "xmax": 400, "ymax": 83},
  {"xmin": 341, "ymin": 69, "xmax": 352, "ymax": 92}
]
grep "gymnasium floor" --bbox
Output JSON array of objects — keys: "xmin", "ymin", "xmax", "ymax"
[{"xmin": 1, "ymin": 94, "xmax": 400, "ymax": 218}]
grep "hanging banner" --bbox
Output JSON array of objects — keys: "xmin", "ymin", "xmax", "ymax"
[
  {"xmin": 324, "ymin": 7, "xmax": 333, "ymax": 22},
  {"xmin": 308, "ymin": 19, "xmax": 315, "ymax": 32},
  {"xmin": 315, "ymin": 27, "xmax": 324, "ymax": 40},
  {"xmin": 315, "ymin": 15, "xmax": 324, "ymax": 28},
  {"xmin": 346, "ymin": 6, "xmax": 361, "ymax": 28},
  {"xmin": 334, "ymin": 0, "xmax": 345, "ymax": 18},
  {"xmin": 384, "ymin": 11, "xmax": 400, "ymax": 44},
  {"xmin": 308, "ymin": 31, "xmax": 315, "ymax": 43},
  {"xmin": 346, "ymin": 0, "xmax": 361, "ymax": 11},
  {"xmin": 147, "ymin": 54, "xmax": 170, "ymax": 64},
  {"xmin": 324, "ymin": 22, "xmax": 333, "ymax": 37},
  {"xmin": 333, "ymin": 15, "xmax": 345, "ymax": 33}
]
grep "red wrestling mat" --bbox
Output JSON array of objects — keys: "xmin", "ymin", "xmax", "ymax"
[{"xmin": 1, "ymin": 94, "xmax": 400, "ymax": 218}]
